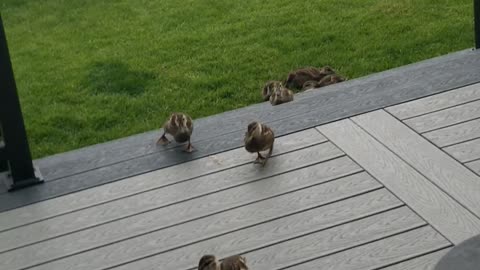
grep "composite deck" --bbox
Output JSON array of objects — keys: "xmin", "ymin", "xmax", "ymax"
[{"xmin": 1, "ymin": 51, "xmax": 480, "ymax": 269}]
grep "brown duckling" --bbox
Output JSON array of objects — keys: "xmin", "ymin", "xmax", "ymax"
[
  {"xmin": 198, "ymin": 255, "xmax": 219, "ymax": 270},
  {"xmin": 198, "ymin": 255, "xmax": 249, "ymax": 270},
  {"xmin": 302, "ymin": 74, "xmax": 346, "ymax": 91},
  {"xmin": 284, "ymin": 66, "xmax": 335, "ymax": 90},
  {"xmin": 156, "ymin": 112, "xmax": 194, "ymax": 152},
  {"xmin": 221, "ymin": 255, "xmax": 249, "ymax": 270},
  {"xmin": 262, "ymin": 80, "xmax": 283, "ymax": 101},
  {"xmin": 270, "ymin": 86, "xmax": 294, "ymax": 105},
  {"xmin": 244, "ymin": 122, "xmax": 274, "ymax": 166}
]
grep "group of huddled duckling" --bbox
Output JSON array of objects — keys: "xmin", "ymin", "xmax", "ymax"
[
  {"xmin": 263, "ymin": 66, "xmax": 345, "ymax": 105},
  {"xmin": 157, "ymin": 66, "xmax": 345, "ymax": 168},
  {"xmin": 157, "ymin": 67, "xmax": 345, "ymax": 270}
]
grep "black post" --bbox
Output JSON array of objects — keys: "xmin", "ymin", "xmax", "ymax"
[
  {"xmin": 0, "ymin": 13, "xmax": 43, "ymax": 191},
  {"xmin": 475, "ymin": 0, "xmax": 480, "ymax": 49}
]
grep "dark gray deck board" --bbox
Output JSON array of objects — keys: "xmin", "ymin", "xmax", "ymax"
[
  {"xmin": 318, "ymin": 117, "xmax": 480, "ymax": 244},
  {"xmin": 0, "ymin": 144, "xmax": 350, "ymax": 254},
  {"xmin": 443, "ymin": 138, "xmax": 480, "ymax": 163},
  {"xmin": 381, "ymin": 248, "xmax": 451, "ymax": 270},
  {"xmin": 387, "ymin": 82, "xmax": 480, "ymax": 120},
  {"xmin": 2, "ymin": 49, "xmax": 478, "ymax": 211},
  {"xmin": 32, "ymin": 49, "xmax": 480, "ymax": 183},
  {"xmin": 287, "ymin": 226, "xmax": 450, "ymax": 270},
  {"xmin": 8, "ymin": 174, "xmax": 382, "ymax": 270},
  {"xmin": 423, "ymin": 118, "xmax": 480, "ymax": 147}
]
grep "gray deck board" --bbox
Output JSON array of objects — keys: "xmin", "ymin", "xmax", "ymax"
[
  {"xmin": 351, "ymin": 110, "xmax": 480, "ymax": 220},
  {"xmin": 18, "ymin": 176, "xmax": 383, "ymax": 270},
  {"xmin": 237, "ymin": 207, "xmax": 423, "ymax": 270},
  {"xmin": 287, "ymin": 226, "xmax": 450, "ymax": 270},
  {"xmin": 0, "ymin": 129, "xmax": 325, "ymax": 227},
  {"xmin": 0, "ymin": 146, "xmax": 351, "ymax": 254},
  {"xmin": 443, "ymin": 138, "xmax": 480, "ymax": 163},
  {"xmin": 423, "ymin": 118, "xmax": 480, "ymax": 147},
  {"xmin": 89, "ymin": 190, "xmax": 401, "ymax": 270},
  {"xmin": 403, "ymin": 100, "xmax": 480, "ymax": 133},
  {"xmin": 317, "ymin": 117, "xmax": 480, "ymax": 244},
  {"xmin": 381, "ymin": 248, "xmax": 451, "ymax": 270},
  {"xmin": 466, "ymin": 159, "xmax": 480, "ymax": 175},
  {"xmin": 387, "ymin": 82, "xmax": 480, "ymax": 120},
  {"xmin": 3, "ymin": 49, "xmax": 479, "ymax": 211}
]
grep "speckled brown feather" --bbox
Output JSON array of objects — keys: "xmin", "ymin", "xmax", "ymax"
[
  {"xmin": 262, "ymin": 80, "xmax": 283, "ymax": 101},
  {"xmin": 270, "ymin": 87, "xmax": 294, "ymax": 105},
  {"xmin": 244, "ymin": 122, "xmax": 274, "ymax": 153},
  {"xmin": 198, "ymin": 255, "xmax": 219, "ymax": 270},
  {"xmin": 285, "ymin": 66, "xmax": 335, "ymax": 90},
  {"xmin": 220, "ymin": 255, "xmax": 248, "ymax": 270}
]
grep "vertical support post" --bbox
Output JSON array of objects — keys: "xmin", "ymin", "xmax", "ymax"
[
  {"xmin": 0, "ymin": 13, "xmax": 43, "ymax": 191},
  {"xmin": 475, "ymin": 0, "xmax": 480, "ymax": 49}
]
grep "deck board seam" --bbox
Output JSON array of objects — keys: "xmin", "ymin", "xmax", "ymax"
[
  {"xmin": 0, "ymin": 159, "xmax": 367, "ymax": 255},
  {"xmin": 349, "ymin": 112, "xmax": 480, "ymax": 236},
  {"xmin": 399, "ymin": 95, "xmax": 480, "ymax": 121},
  {"xmin": 316, "ymin": 124, "xmax": 457, "ymax": 246},
  {"xmin": 414, "ymin": 115, "xmax": 480, "ymax": 134},
  {"xmin": 273, "ymin": 224, "xmax": 432, "ymax": 270},
  {"xmin": 0, "ymin": 141, "xmax": 335, "ymax": 234},
  {"xmin": 371, "ymin": 246, "xmax": 454, "ymax": 270},
  {"xmin": 387, "ymin": 110, "xmax": 480, "ymax": 178},
  {"xmin": 113, "ymin": 203, "xmax": 410, "ymax": 270},
  {"xmin": 23, "ymin": 187, "xmax": 387, "ymax": 270}
]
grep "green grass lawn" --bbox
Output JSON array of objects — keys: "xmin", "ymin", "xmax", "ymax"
[{"xmin": 0, "ymin": 0, "xmax": 474, "ymax": 158}]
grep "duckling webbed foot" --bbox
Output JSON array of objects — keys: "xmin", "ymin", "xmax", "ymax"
[
  {"xmin": 157, "ymin": 134, "xmax": 170, "ymax": 145},
  {"xmin": 183, "ymin": 142, "xmax": 195, "ymax": 153},
  {"xmin": 254, "ymin": 153, "xmax": 266, "ymax": 165}
]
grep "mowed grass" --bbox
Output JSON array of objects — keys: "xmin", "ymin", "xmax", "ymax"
[{"xmin": 0, "ymin": 0, "xmax": 474, "ymax": 158}]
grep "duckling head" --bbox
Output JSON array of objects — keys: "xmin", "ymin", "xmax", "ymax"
[{"xmin": 198, "ymin": 255, "xmax": 219, "ymax": 270}]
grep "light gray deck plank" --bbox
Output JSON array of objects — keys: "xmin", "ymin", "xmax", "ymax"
[
  {"xmin": 3, "ymin": 172, "xmax": 381, "ymax": 270},
  {"xmin": 403, "ymin": 100, "xmax": 480, "ymax": 133},
  {"xmin": 466, "ymin": 159, "xmax": 480, "ymax": 175},
  {"xmin": 443, "ymin": 138, "xmax": 480, "ymax": 163},
  {"xmin": 287, "ymin": 226, "xmax": 450, "ymax": 270},
  {"xmin": 381, "ymin": 248, "xmax": 451, "ymax": 270},
  {"xmin": 352, "ymin": 110, "xmax": 480, "ymax": 219},
  {"xmin": 387, "ymin": 83, "xmax": 480, "ymax": 120},
  {"xmin": 239, "ymin": 207, "xmax": 424, "ymax": 270},
  {"xmin": 0, "ymin": 129, "xmax": 326, "ymax": 233},
  {"xmin": 82, "ymin": 189, "xmax": 403, "ymax": 270},
  {"xmin": 423, "ymin": 118, "xmax": 480, "ymax": 147},
  {"xmin": 318, "ymin": 118, "xmax": 480, "ymax": 244},
  {"xmin": 0, "ymin": 143, "xmax": 352, "ymax": 254}
]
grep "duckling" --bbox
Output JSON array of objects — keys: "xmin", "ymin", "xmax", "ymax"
[
  {"xmin": 198, "ymin": 255, "xmax": 249, "ymax": 270},
  {"xmin": 316, "ymin": 73, "xmax": 345, "ymax": 87},
  {"xmin": 302, "ymin": 80, "xmax": 319, "ymax": 91},
  {"xmin": 198, "ymin": 255, "xmax": 219, "ymax": 270},
  {"xmin": 284, "ymin": 66, "xmax": 335, "ymax": 90},
  {"xmin": 156, "ymin": 112, "xmax": 194, "ymax": 152},
  {"xmin": 244, "ymin": 122, "xmax": 274, "ymax": 166},
  {"xmin": 221, "ymin": 255, "xmax": 249, "ymax": 270},
  {"xmin": 262, "ymin": 80, "xmax": 282, "ymax": 101},
  {"xmin": 270, "ymin": 86, "xmax": 294, "ymax": 106}
]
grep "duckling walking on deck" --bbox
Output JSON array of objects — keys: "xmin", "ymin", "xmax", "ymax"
[
  {"xmin": 157, "ymin": 112, "xmax": 194, "ymax": 152},
  {"xmin": 262, "ymin": 80, "xmax": 283, "ymax": 101},
  {"xmin": 244, "ymin": 122, "xmax": 274, "ymax": 166},
  {"xmin": 198, "ymin": 255, "xmax": 249, "ymax": 270}
]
